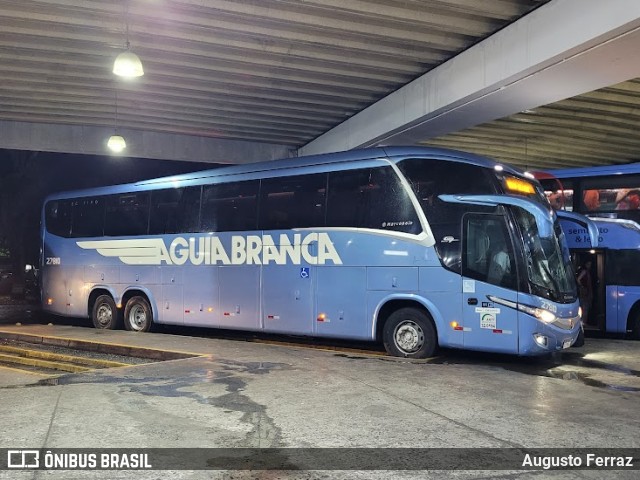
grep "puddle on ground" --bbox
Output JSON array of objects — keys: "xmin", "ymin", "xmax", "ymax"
[
  {"xmin": 1, "ymin": 357, "xmax": 292, "ymax": 391},
  {"xmin": 333, "ymin": 348, "xmax": 640, "ymax": 392}
]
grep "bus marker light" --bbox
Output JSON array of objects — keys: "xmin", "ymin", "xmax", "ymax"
[
  {"xmin": 208, "ymin": 307, "xmax": 213, "ymax": 313},
  {"xmin": 450, "ymin": 322, "xmax": 470, "ymax": 331},
  {"xmin": 505, "ymin": 176, "xmax": 535, "ymax": 194},
  {"xmin": 47, "ymin": 298, "xmax": 53, "ymax": 305},
  {"xmin": 317, "ymin": 313, "xmax": 326, "ymax": 322},
  {"xmin": 185, "ymin": 310, "xmax": 191, "ymax": 314}
]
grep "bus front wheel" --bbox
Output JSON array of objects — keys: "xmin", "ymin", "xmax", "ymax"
[
  {"xmin": 91, "ymin": 295, "xmax": 120, "ymax": 330},
  {"xmin": 124, "ymin": 296, "xmax": 153, "ymax": 332},
  {"xmin": 383, "ymin": 308, "xmax": 437, "ymax": 358},
  {"xmin": 631, "ymin": 311, "xmax": 640, "ymax": 340}
]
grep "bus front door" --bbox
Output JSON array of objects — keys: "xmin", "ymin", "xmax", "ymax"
[{"xmin": 461, "ymin": 214, "xmax": 519, "ymax": 354}]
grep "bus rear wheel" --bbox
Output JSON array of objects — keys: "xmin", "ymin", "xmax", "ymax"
[
  {"xmin": 91, "ymin": 295, "xmax": 120, "ymax": 330},
  {"xmin": 124, "ymin": 296, "xmax": 153, "ymax": 332},
  {"xmin": 383, "ymin": 308, "xmax": 437, "ymax": 358}
]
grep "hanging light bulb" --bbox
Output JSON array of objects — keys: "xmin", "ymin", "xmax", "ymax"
[{"xmin": 113, "ymin": 0, "xmax": 144, "ymax": 78}]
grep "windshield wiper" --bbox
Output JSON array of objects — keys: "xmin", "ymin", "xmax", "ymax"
[{"xmin": 538, "ymin": 260, "xmax": 561, "ymax": 299}]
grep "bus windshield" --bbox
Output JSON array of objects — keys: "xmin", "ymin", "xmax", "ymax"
[{"xmin": 513, "ymin": 208, "xmax": 576, "ymax": 302}]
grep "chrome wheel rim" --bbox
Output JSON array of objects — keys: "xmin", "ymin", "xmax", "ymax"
[
  {"xmin": 128, "ymin": 304, "xmax": 147, "ymax": 331},
  {"xmin": 96, "ymin": 304, "xmax": 113, "ymax": 327},
  {"xmin": 394, "ymin": 320, "xmax": 424, "ymax": 353}
]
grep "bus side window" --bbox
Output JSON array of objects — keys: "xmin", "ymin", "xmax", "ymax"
[
  {"xmin": 259, "ymin": 174, "xmax": 327, "ymax": 230},
  {"xmin": 149, "ymin": 187, "xmax": 201, "ymax": 235},
  {"xmin": 326, "ymin": 167, "xmax": 419, "ymax": 233},
  {"xmin": 202, "ymin": 181, "xmax": 259, "ymax": 232},
  {"xmin": 45, "ymin": 200, "xmax": 72, "ymax": 237},
  {"xmin": 71, "ymin": 197, "xmax": 105, "ymax": 238},
  {"xmin": 104, "ymin": 193, "xmax": 150, "ymax": 237}
]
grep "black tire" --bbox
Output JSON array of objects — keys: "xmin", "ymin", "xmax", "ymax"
[
  {"xmin": 383, "ymin": 307, "xmax": 438, "ymax": 358},
  {"xmin": 91, "ymin": 294, "xmax": 120, "ymax": 330},
  {"xmin": 124, "ymin": 296, "xmax": 153, "ymax": 332},
  {"xmin": 631, "ymin": 311, "xmax": 640, "ymax": 340}
]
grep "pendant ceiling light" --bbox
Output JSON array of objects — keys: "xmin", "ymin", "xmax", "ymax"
[
  {"xmin": 107, "ymin": 134, "xmax": 127, "ymax": 153},
  {"xmin": 113, "ymin": 47, "xmax": 144, "ymax": 78},
  {"xmin": 108, "ymin": 90, "xmax": 127, "ymax": 153},
  {"xmin": 113, "ymin": 0, "xmax": 144, "ymax": 78}
]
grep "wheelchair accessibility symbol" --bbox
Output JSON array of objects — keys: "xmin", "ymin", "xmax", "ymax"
[{"xmin": 300, "ymin": 267, "xmax": 310, "ymax": 279}]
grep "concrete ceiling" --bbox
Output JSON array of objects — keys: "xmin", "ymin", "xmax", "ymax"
[
  {"xmin": 420, "ymin": 79, "xmax": 640, "ymax": 171},
  {"xmin": 1, "ymin": 0, "xmax": 639, "ymax": 170}
]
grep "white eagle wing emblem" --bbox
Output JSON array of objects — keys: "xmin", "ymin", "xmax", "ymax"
[{"xmin": 77, "ymin": 239, "xmax": 166, "ymax": 265}]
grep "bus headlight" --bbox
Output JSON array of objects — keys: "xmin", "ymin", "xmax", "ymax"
[
  {"xmin": 518, "ymin": 304, "xmax": 556, "ymax": 324},
  {"xmin": 488, "ymin": 296, "xmax": 558, "ymax": 325}
]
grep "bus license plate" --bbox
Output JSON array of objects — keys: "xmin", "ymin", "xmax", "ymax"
[{"xmin": 562, "ymin": 340, "xmax": 572, "ymax": 349}]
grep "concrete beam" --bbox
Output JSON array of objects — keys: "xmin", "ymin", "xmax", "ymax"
[
  {"xmin": 0, "ymin": 120, "xmax": 295, "ymax": 164},
  {"xmin": 299, "ymin": 0, "xmax": 640, "ymax": 156}
]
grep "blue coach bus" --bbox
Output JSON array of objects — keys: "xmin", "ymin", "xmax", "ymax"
[
  {"xmin": 537, "ymin": 163, "xmax": 640, "ymax": 339},
  {"xmin": 41, "ymin": 147, "xmax": 585, "ymax": 358}
]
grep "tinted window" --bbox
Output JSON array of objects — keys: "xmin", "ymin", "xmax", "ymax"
[
  {"xmin": 45, "ymin": 200, "xmax": 72, "ymax": 237},
  {"xmin": 606, "ymin": 249, "xmax": 640, "ymax": 286},
  {"xmin": 259, "ymin": 174, "xmax": 326, "ymax": 230},
  {"xmin": 540, "ymin": 178, "xmax": 575, "ymax": 211},
  {"xmin": 399, "ymin": 158, "xmax": 498, "ymax": 268},
  {"xmin": 71, "ymin": 197, "xmax": 105, "ymax": 238},
  {"xmin": 105, "ymin": 193, "xmax": 150, "ymax": 237},
  {"xmin": 149, "ymin": 187, "xmax": 202, "ymax": 235},
  {"xmin": 326, "ymin": 167, "xmax": 419, "ymax": 233},
  {"xmin": 399, "ymin": 158, "xmax": 496, "ymax": 215},
  {"xmin": 463, "ymin": 214, "xmax": 516, "ymax": 290},
  {"xmin": 577, "ymin": 176, "xmax": 640, "ymax": 221},
  {"xmin": 559, "ymin": 175, "xmax": 640, "ymax": 224},
  {"xmin": 202, "ymin": 180, "xmax": 259, "ymax": 231}
]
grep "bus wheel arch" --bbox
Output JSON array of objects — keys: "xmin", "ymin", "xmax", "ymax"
[
  {"xmin": 123, "ymin": 292, "xmax": 154, "ymax": 332},
  {"xmin": 627, "ymin": 302, "xmax": 640, "ymax": 340},
  {"xmin": 377, "ymin": 300, "xmax": 438, "ymax": 358},
  {"xmin": 89, "ymin": 290, "xmax": 121, "ymax": 330}
]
